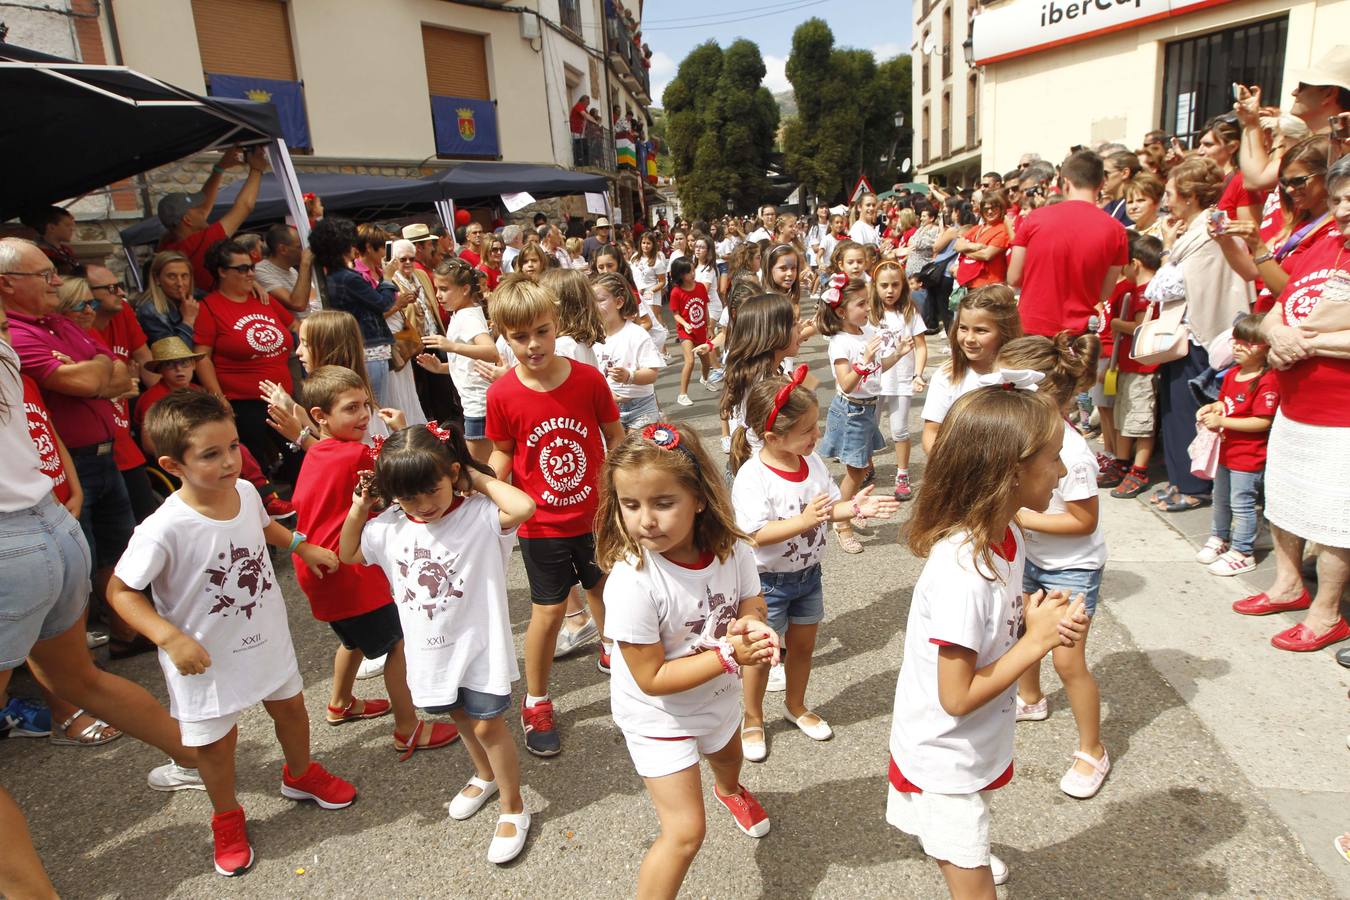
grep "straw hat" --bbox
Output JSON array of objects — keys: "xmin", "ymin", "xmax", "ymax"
[
  {"xmin": 1293, "ymin": 45, "xmax": 1350, "ymax": 92},
  {"xmin": 144, "ymin": 336, "xmax": 205, "ymax": 371},
  {"xmin": 401, "ymin": 223, "xmax": 437, "ymax": 243}
]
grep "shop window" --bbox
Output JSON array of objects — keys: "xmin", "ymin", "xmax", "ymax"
[{"xmin": 1161, "ymin": 16, "xmax": 1287, "ymax": 147}]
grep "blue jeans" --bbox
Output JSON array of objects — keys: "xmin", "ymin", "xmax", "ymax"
[
  {"xmin": 367, "ymin": 357, "xmax": 391, "ymax": 408},
  {"xmin": 1211, "ymin": 465, "xmax": 1263, "ymax": 554},
  {"xmin": 1023, "ymin": 559, "xmax": 1103, "ymax": 618},
  {"xmin": 759, "ymin": 564, "xmax": 825, "ymax": 635}
]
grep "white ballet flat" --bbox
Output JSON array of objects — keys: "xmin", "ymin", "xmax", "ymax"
[
  {"xmin": 448, "ymin": 776, "xmax": 498, "ymax": 821},
  {"xmin": 487, "ymin": 810, "xmax": 531, "ymax": 864},
  {"xmin": 785, "ymin": 710, "xmax": 833, "ymax": 741}
]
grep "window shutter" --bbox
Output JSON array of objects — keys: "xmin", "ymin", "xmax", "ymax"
[
  {"xmin": 422, "ymin": 26, "xmax": 490, "ymax": 100},
  {"xmin": 192, "ymin": 0, "xmax": 297, "ymax": 81}
]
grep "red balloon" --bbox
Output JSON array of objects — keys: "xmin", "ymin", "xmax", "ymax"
[{"xmin": 454, "ymin": 208, "xmax": 472, "ymax": 226}]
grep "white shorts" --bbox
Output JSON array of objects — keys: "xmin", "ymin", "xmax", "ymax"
[
  {"xmin": 886, "ymin": 785, "xmax": 990, "ymax": 869},
  {"xmin": 621, "ymin": 707, "xmax": 741, "ymax": 779},
  {"xmin": 178, "ymin": 669, "xmax": 305, "ymax": 747}
]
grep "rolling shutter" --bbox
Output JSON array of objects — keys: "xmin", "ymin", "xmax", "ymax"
[
  {"xmin": 422, "ymin": 25, "xmax": 490, "ymax": 100},
  {"xmin": 192, "ymin": 0, "xmax": 298, "ymax": 81}
]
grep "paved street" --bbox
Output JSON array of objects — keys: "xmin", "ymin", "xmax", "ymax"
[{"xmin": 3, "ymin": 330, "xmax": 1347, "ymax": 899}]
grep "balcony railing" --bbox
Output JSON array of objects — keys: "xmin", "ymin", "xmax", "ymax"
[
  {"xmin": 574, "ymin": 125, "xmax": 617, "ymax": 171},
  {"xmin": 606, "ymin": 10, "xmax": 652, "ymax": 102},
  {"xmin": 559, "ymin": 0, "xmax": 582, "ymax": 35}
]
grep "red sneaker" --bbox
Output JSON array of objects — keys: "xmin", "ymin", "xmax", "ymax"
[
  {"xmin": 597, "ymin": 643, "xmax": 612, "ymax": 674},
  {"xmin": 280, "ymin": 761, "xmax": 357, "ymax": 809},
  {"xmin": 715, "ymin": 784, "xmax": 770, "ymax": 838},
  {"xmin": 520, "ymin": 698, "xmax": 561, "ymax": 756},
  {"xmin": 264, "ymin": 494, "xmax": 297, "ymax": 524},
  {"xmin": 1271, "ymin": 619, "xmax": 1350, "ymax": 652},
  {"xmin": 211, "ymin": 807, "xmax": 254, "ymax": 877},
  {"xmin": 1232, "ymin": 590, "xmax": 1312, "ymax": 616}
]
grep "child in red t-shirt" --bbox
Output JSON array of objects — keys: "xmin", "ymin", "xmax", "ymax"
[
  {"xmin": 667, "ymin": 257, "xmax": 711, "ymax": 407},
  {"xmin": 485, "ymin": 277, "xmax": 622, "ymax": 758},
  {"xmin": 1195, "ymin": 314, "xmax": 1279, "ymax": 577},
  {"xmin": 137, "ymin": 337, "xmax": 292, "ymax": 521},
  {"xmin": 1106, "ymin": 234, "xmax": 1163, "ymax": 500},
  {"xmin": 290, "ymin": 366, "xmax": 459, "ymax": 755}
]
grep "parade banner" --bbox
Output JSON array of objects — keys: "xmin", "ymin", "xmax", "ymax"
[
  {"xmin": 430, "ymin": 96, "xmax": 500, "ymax": 158},
  {"xmin": 206, "ymin": 73, "xmax": 311, "ymax": 150}
]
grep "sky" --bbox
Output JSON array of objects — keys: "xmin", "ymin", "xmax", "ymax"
[{"xmin": 640, "ymin": 0, "xmax": 912, "ymax": 107}]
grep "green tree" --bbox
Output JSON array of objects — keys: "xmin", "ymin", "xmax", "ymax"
[
  {"xmin": 663, "ymin": 39, "xmax": 779, "ymax": 220},
  {"xmin": 783, "ymin": 19, "xmax": 911, "ymax": 203}
]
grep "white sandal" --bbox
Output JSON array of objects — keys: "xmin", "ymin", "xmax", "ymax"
[
  {"xmin": 487, "ymin": 810, "xmax": 531, "ymax": 864},
  {"xmin": 448, "ymin": 776, "xmax": 498, "ymax": 821},
  {"xmin": 1059, "ymin": 748, "xmax": 1110, "ymax": 799}
]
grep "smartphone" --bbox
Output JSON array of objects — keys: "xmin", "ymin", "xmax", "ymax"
[
  {"xmin": 1209, "ymin": 209, "xmax": 1227, "ymax": 234},
  {"xmin": 1232, "ymin": 83, "xmax": 1243, "ymax": 101}
]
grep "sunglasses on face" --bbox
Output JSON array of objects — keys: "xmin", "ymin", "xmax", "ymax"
[
  {"xmin": 91, "ymin": 281, "xmax": 125, "ymax": 294},
  {"xmin": 221, "ymin": 263, "xmax": 255, "ymax": 274},
  {"xmin": 68, "ymin": 299, "xmax": 97, "ymax": 312},
  {"xmin": 1279, "ymin": 173, "xmax": 1319, "ymax": 191}
]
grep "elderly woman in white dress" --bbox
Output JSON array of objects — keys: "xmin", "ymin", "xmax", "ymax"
[{"xmin": 382, "ymin": 239, "xmax": 432, "ymax": 425}]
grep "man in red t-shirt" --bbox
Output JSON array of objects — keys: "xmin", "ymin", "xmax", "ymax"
[
  {"xmin": 157, "ymin": 146, "xmax": 268, "ymax": 291},
  {"xmin": 1008, "ymin": 150, "xmax": 1128, "ymax": 337},
  {"xmin": 87, "ymin": 264, "xmax": 154, "ymax": 386},
  {"xmin": 569, "ymin": 95, "xmax": 600, "ymax": 166}
]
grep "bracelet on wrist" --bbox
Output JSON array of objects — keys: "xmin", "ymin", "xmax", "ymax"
[
  {"xmin": 851, "ymin": 496, "xmax": 867, "ymax": 521},
  {"xmin": 1252, "ymin": 251, "xmax": 1274, "ymax": 266},
  {"xmin": 714, "ymin": 638, "xmax": 741, "ymax": 677},
  {"xmin": 211, "ymin": 164, "xmax": 225, "ymax": 174}
]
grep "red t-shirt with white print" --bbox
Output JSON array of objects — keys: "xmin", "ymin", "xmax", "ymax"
[
  {"xmin": 670, "ymin": 283, "xmax": 709, "ymax": 343},
  {"xmin": 1217, "ymin": 368, "xmax": 1279, "ymax": 473},
  {"xmin": 485, "ymin": 359, "xmax": 619, "ymax": 538},
  {"xmin": 192, "ymin": 291, "xmax": 294, "ymax": 400},
  {"xmin": 22, "ymin": 375, "xmax": 72, "ymax": 504}
]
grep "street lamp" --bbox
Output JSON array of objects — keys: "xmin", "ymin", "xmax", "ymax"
[
  {"xmin": 895, "ymin": 113, "xmax": 905, "ymax": 128},
  {"xmin": 962, "ymin": 37, "xmax": 975, "ymax": 67}
]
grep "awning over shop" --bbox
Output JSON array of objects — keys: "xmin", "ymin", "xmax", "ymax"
[{"xmin": 422, "ymin": 162, "xmax": 609, "ymax": 202}]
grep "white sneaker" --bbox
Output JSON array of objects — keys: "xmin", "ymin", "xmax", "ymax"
[
  {"xmin": 990, "ymin": 853, "xmax": 1010, "ymax": 885},
  {"xmin": 720, "ymin": 436, "xmax": 732, "ymax": 454},
  {"xmin": 1208, "ymin": 549, "xmax": 1256, "ymax": 576},
  {"xmin": 708, "ymin": 367, "xmax": 726, "ymax": 384},
  {"xmin": 553, "ymin": 617, "xmax": 598, "ymax": 658},
  {"xmin": 1015, "ymin": 695, "xmax": 1048, "ymax": 722},
  {"xmin": 487, "ymin": 811, "xmax": 531, "ymax": 864},
  {"xmin": 765, "ymin": 662, "xmax": 786, "ymax": 693},
  {"xmin": 701, "ymin": 376, "xmax": 720, "ymax": 392},
  {"xmin": 1195, "ymin": 536, "xmax": 1229, "ymax": 565},
  {"xmin": 147, "ymin": 759, "xmax": 206, "ymax": 792},
  {"xmin": 356, "ymin": 654, "xmax": 386, "ymax": 680},
  {"xmin": 86, "ymin": 630, "xmax": 109, "ymax": 649},
  {"xmin": 448, "ymin": 776, "xmax": 498, "ymax": 821},
  {"xmin": 676, "ymin": 394, "xmax": 693, "ymax": 407}
]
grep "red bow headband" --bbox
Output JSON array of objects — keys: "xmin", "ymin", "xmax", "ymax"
[
  {"xmin": 765, "ymin": 364, "xmax": 810, "ymax": 432},
  {"xmin": 822, "ymin": 273, "xmax": 848, "ymax": 308},
  {"xmin": 641, "ymin": 422, "xmax": 696, "ymax": 461}
]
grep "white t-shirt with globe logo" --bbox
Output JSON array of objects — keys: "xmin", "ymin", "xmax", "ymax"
[{"xmin": 113, "ymin": 480, "xmax": 301, "ymax": 723}]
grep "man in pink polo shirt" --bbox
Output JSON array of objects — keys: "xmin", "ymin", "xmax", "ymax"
[{"xmin": 1007, "ymin": 150, "xmax": 1129, "ymax": 336}]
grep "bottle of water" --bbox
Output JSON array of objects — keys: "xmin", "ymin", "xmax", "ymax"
[{"xmin": 1088, "ymin": 314, "xmax": 1101, "ymax": 335}]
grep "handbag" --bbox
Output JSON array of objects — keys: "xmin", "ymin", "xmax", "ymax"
[
  {"xmin": 1130, "ymin": 298, "xmax": 1190, "ymax": 367},
  {"xmin": 1188, "ymin": 424, "xmax": 1220, "ymax": 480},
  {"xmin": 1103, "ymin": 338, "xmax": 1120, "ymax": 396}
]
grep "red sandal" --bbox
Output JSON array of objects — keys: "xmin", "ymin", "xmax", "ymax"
[
  {"xmin": 393, "ymin": 720, "xmax": 459, "ymax": 760},
  {"xmin": 325, "ymin": 697, "xmax": 391, "ymax": 725}
]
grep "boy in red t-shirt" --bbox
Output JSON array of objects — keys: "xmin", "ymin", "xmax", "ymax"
[
  {"xmin": 485, "ymin": 276, "xmax": 622, "ymax": 757},
  {"xmin": 138, "ymin": 337, "xmax": 293, "ymax": 521},
  {"xmin": 290, "ymin": 367, "xmax": 458, "ymax": 755},
  {"xmin": 1195, "ymin": 314, "xmax": 1279, "ymax": 577},
  {"xmin": 1106, "ymin": 234, "xmax": 1163, "ymax": 499},
  {"xmin": 667, "ymin": 257, "xmax": 711, "ymax": 407}
]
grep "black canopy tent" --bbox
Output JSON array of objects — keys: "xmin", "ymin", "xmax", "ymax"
[
  {"xmin": 0, "ymin": 42, "xmax": 282, "ymax": 221},
  {"xmin": 118, "ymin": 171, "xmax": 445, "ymax": 246},
  {"xmin": 423, "ymin": 162, "xmax": 609, "ymax": 202}
]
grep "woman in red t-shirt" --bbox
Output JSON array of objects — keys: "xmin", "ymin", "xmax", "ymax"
[
  {"xmin": 193, "ymin": 238, "xmax": 295, "ymax": 475},
  {"xmin": 477, "ymin": 234, "xmax": 505, "ymax": 292},
  {"xmin": 953, "ymin": 191, "xmax": 1011, "ymax": 289},
  {"xmin": 1232, "ymin": 153, "xmax": 1350, "ymax": 655}
]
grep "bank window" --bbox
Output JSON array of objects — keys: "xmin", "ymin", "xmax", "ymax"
[{"xmin": 1161, "ymin": 16, "xmax": 1287, "ymax": 147}]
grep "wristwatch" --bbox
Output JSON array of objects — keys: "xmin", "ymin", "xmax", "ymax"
[
  {"xmin": 1252, "ymin": 250, "xmax": 1274, "ymax": 266},
  {"xmin": 287, "ymin": 531, "xmax": 307, "ymax": 553}
]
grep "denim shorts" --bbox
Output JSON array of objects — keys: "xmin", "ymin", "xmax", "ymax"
[
  {"xmin": 817, "ymin": 393, "xmax": 886, "ymax": 469},
  {"xmin": 0, "ymin": 494, "xmax": 92, "ymax": 670},
  {"xmin": 1023, "ymin": 559, "xmax": 1103, "ymax": 618},
  {"xmin": 760, "ymin": 563, "xmax": 825, "ymax": 635},
  {"xmin": 463, "ymin": 415, "xmax": 487, "ymax": 441},
  {"xmin": 423, "ymin": 687, "xmax": 511, "ymax": 720},
  {"xmin": 617, "ymin": 393, "xmax": 661, "ymax": 431}
]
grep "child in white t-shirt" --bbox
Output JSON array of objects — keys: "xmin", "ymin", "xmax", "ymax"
[
  {"xmin": 597, "ymin": 422, "xmax": 779, "ymax": 899},
  {"xmin": 593, "ymin": 272, "xmax": 665, "ymax": 431},
  {"xmin": 418, "ymin": 259, "xmax": 499, "ymax": 462},
  {"xmin": 920, "ymin": 285, "xmax": 1023, "ymax": 454},
  {"xmin": 889, "ymin": 381, "xmax": 1086, "ymax": 896},
  {"xmin": 869, "ymin": 260, "xmax": 928, "ymax": 502},
  {"xmin": 815, "ymin": 274, "xmax": 907, "ymax": 555},
  {"xmin": 998, "ymin": 335, "xmax": 1112, "ymax": 800},
  {"xmin": 108, "ymin": 391, "xmax": 353, "ymax": 879},
  {"xmin": 339, "ymin": 421, "xmax": 536, "ymax": 865},
  {"xmin": 729, "ymin": 371, "xmax": 899, "ymax": 762}
]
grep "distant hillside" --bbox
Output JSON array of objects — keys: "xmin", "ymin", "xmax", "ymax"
[{"xmin": 774, "ymin": 90, "xmax": 796, "ymax": 119}]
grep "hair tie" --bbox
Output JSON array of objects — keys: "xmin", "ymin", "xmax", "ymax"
[
  {"xmin": 363, "ymin": 434, "xmax": 386, "ymax": 465},
  {"xmin": 764, "ymin": 364, "xmax": 810, "ymax": 433},
  {"xmin": 822, "ymin": 273, "xmax": 848, "ymax": 308},
  {"xmin": 426, "ymin": 422, "xmax": 453, "ymax": 442},
  {"xmin": 641, "ymin": 422, "xmax": 697, "ymax": 462},
  {"xmin": 976, "ymin": 369, "xmax": 1045, "ymax": 392}
]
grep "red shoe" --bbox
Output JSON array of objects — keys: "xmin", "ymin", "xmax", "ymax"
[
  {"xmin": 325, "ymin": 697, "xmax": 391, "ymax": 725},
  {"xmin": 597, "ymin": 643, "xmax": 612, "ymax": 674},
  {"xmin": 715, "ymin": 784, "xmax": 770, "ymax": 838},
  {"xmin": 280, "ymin": 761, "xmax": 357, "ymax": 809},
  {"xmin": 1271, "ymin": 619, "xmax": 1350, "ymax": 652},
  {"xmin": 520, "ymin": 698, "xmax": 561, "ymax": 757},
  {"xmin": 393, "ymin": 719, "xmax": 459, "ymax": 761},
  {"xmin": 264, "ymin": 494, "xmax": 297, "ymax": 524},
  {"xmin": 1232, "ymin": 590, "xmax": 1312, "ymax": 616},
  {"xmin": 211, "ymin": 807, "xmax": 254, "ymax": 877}
]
